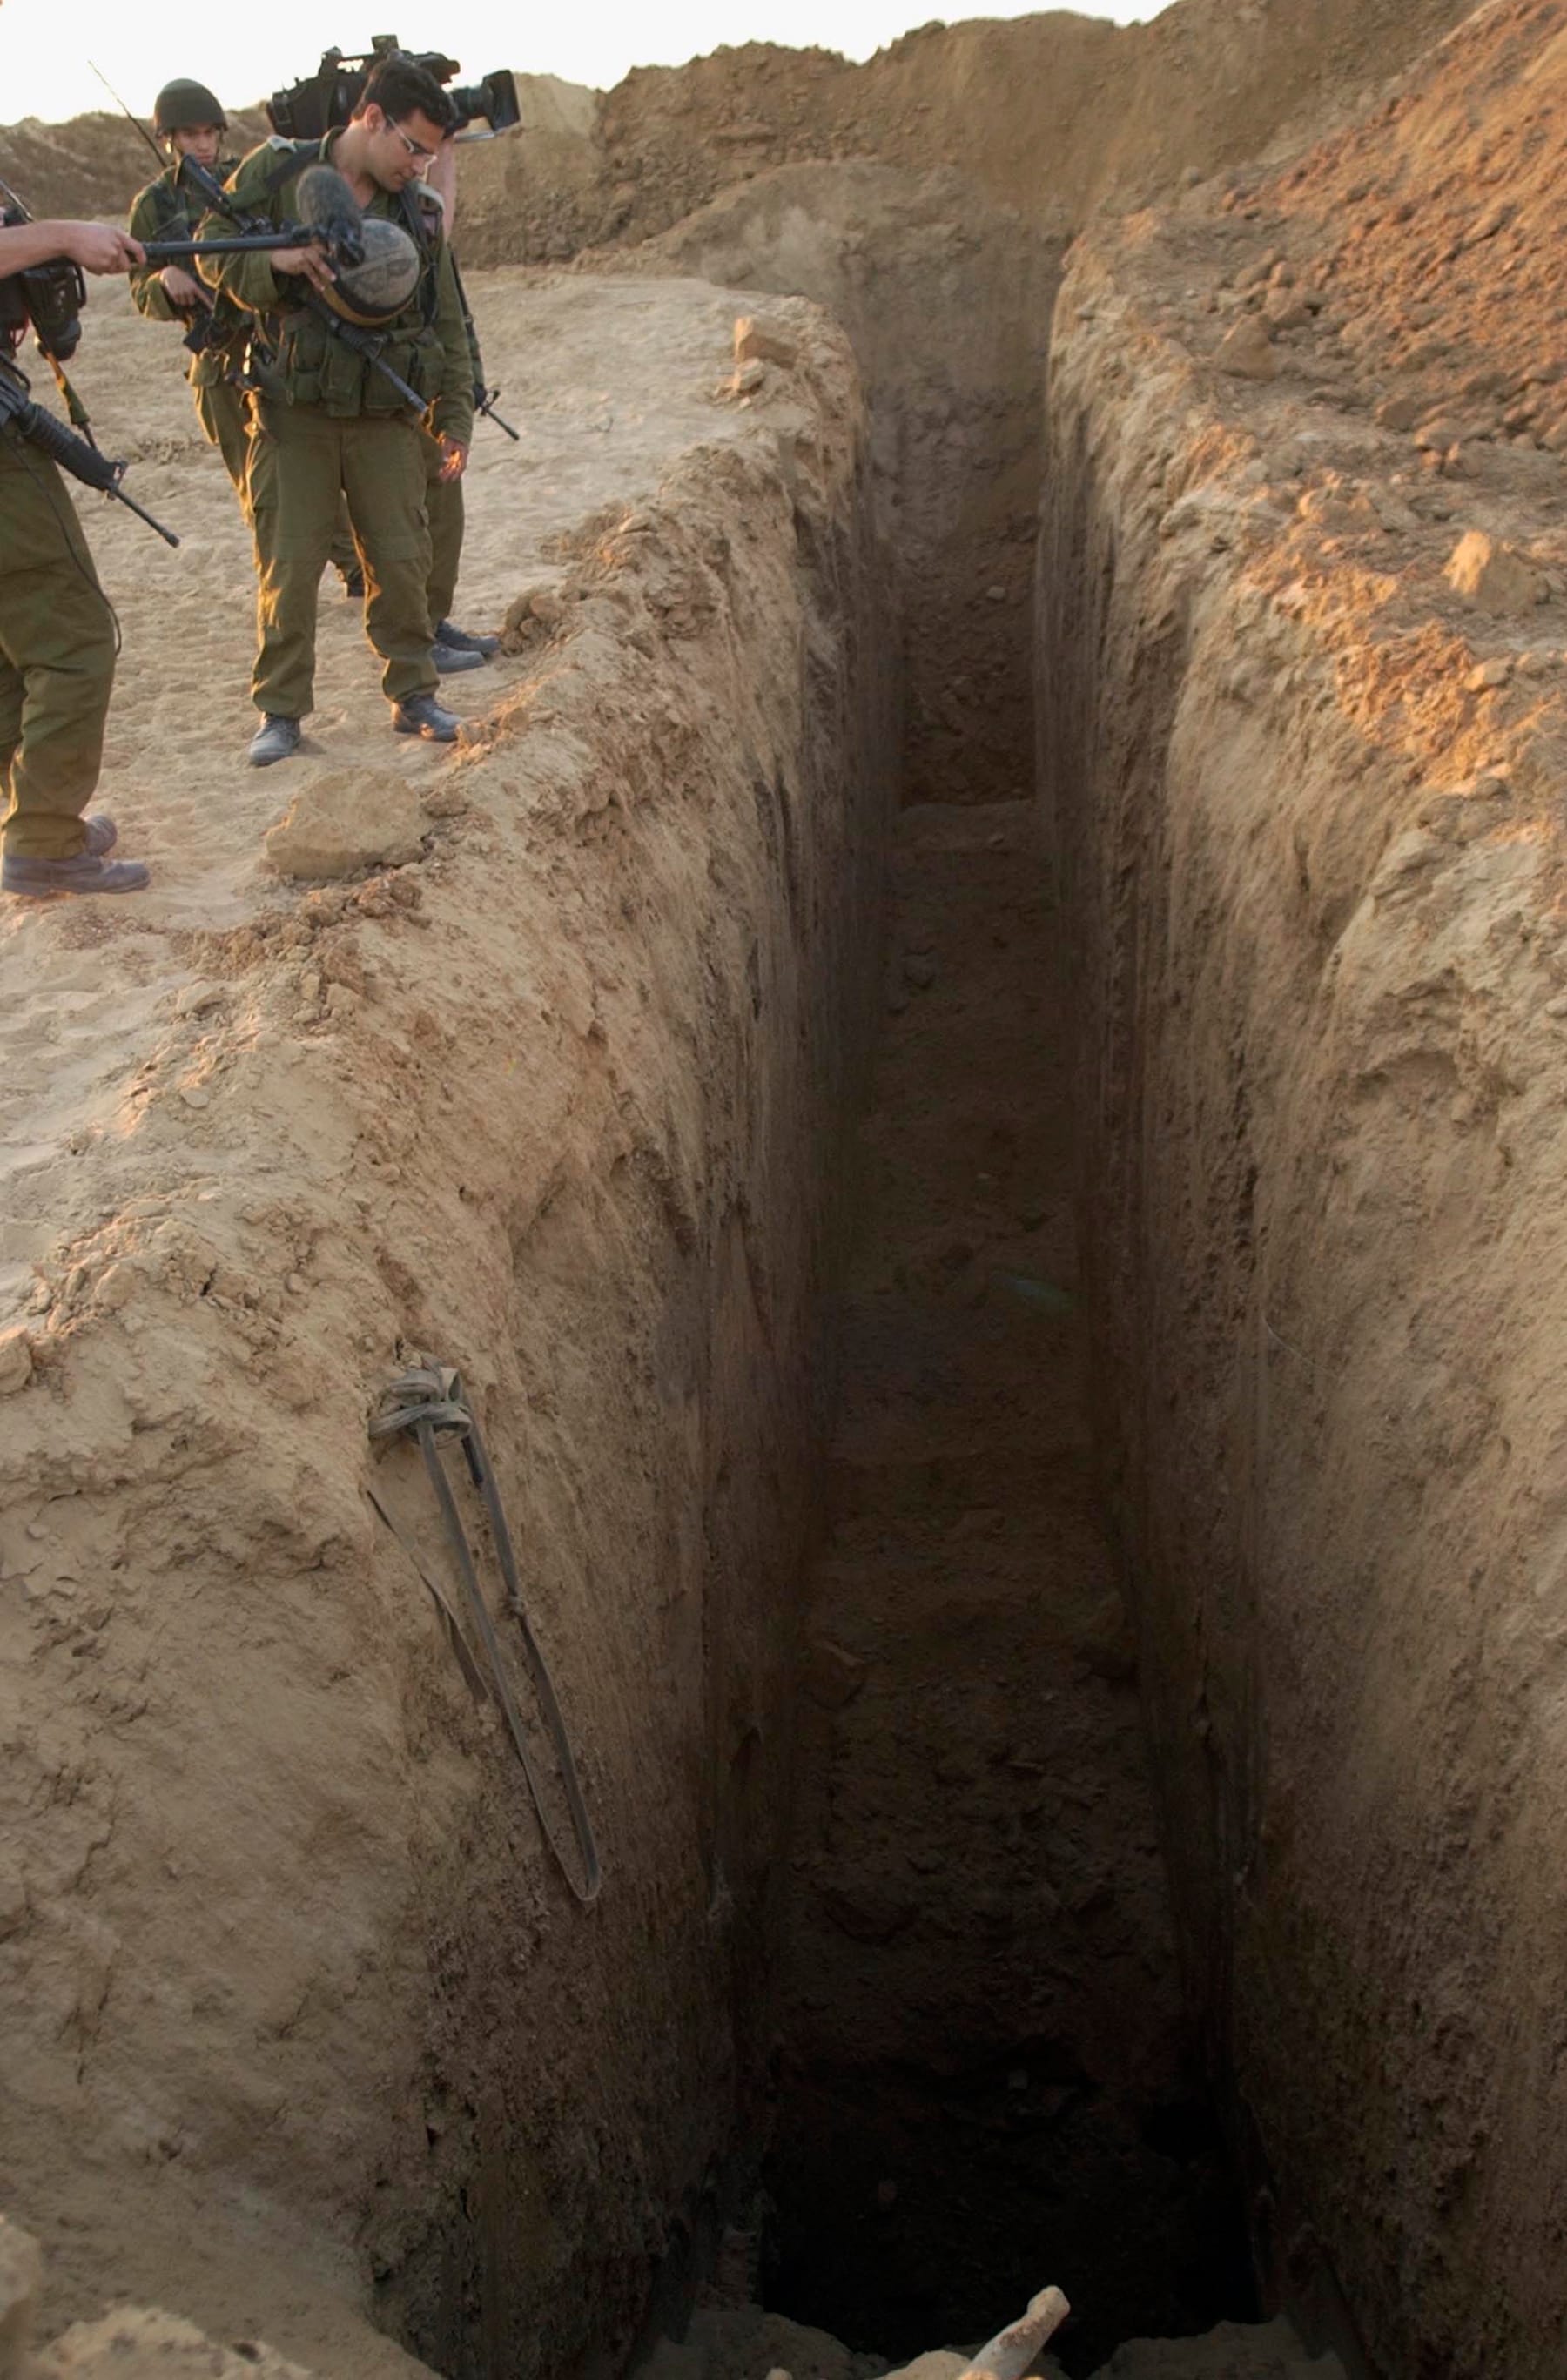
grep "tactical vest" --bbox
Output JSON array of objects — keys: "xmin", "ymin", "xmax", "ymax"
[{"xmin": 259, "ymin": 136, "xmax": 447, "ymax": 420}]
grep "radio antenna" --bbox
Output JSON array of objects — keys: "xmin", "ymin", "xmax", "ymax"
[{"xmin": 87, "ymin": 60, "xmax": 166, "ymax": 167}]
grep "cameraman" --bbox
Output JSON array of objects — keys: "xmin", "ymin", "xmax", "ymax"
[
  {"xmin": 0, "ymin": 219, "xmax": 151, "ymax": 897},
  {"xmin": 198, "ymin": 55, "xmax": 474, "ymax": 766}
]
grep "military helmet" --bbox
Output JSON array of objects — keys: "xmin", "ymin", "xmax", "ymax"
[
  {"xmin": 320, "ymin": 218, "xmax": 421, "ymax": 328},
  {"xmin": 153, "ymin": 79, "xmax": 228, "ymax": 137}
]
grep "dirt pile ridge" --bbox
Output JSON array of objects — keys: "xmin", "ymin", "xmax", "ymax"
[
  {"xmin": 1041, "ymin": 1, "xmax": 1567, "ymax": 2373},
  {"xmin": 582, "ymin": 0, "xmax": 1475, "ymax": 260},
  {"xmin": 4, "ymin": 1, "xmax": 1476, "ymax": 268}
]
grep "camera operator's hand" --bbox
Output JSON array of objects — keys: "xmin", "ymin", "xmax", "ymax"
[
  {"xmin": 436, "ymin": 434, "xmax": 468, "ymax": 483},
  {"xmin": 159, "ymin": 264, "xmax": 207, "ymax": 311},
  {"xmin": 269, "ymin": 241, "xmax": 337, "ymax": 295},
  {"xmin": 61, "ymin": 222, "xmax": 145, "ymax": 274}
]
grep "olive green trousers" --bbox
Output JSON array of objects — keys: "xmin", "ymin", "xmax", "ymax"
[
  {"xmin": 326, "ymin": 444, "xmax": 463, "ymax": 617},
  {"xmin": 247, "ymin": 400, "xmax": 437, "ymax": 717},
  {"xmin": 0, "ymin": 428, "xmax": 116, "ymax": 861},
  {"xmin": 427, "ymin": 462, "xmax": 463, "ymax": 627}
]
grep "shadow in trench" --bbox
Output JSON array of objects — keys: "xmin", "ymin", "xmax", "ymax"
[{"xmin": 760, "ymin": 797, "xmax": 1254, "ymax": 2375}]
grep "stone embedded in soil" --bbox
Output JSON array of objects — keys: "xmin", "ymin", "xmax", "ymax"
[
  {"xmin": 734, "ymin": 313, "xmax": 799, "ymax": 369},
  {"xmin": 0, "ymin": 1328, "xmax": 33, "ymax": 1396},
  {"xmin": 264, "ymin": 771, "xmax": 426, "ymax": 881},
  {"xmin": 883, "ymin": 2356, "xmax": 968, "ymax": 2380},
  {"xmin": 33, "ymin": 2310, "xmax": 315, "ymax": 2380},
  {"xmin": 1443, "ymin": 529, "xmax": 1543, "ymax": 615},
  {"xmin": 1375, "ymin": 392, "xmax": 1423, "ymax": 431},
  {"xmin": 1216, "ymin": 314, "xmax": 1278, "ymax": 380},
  {"xmin": 1263, "ymin": 290, "xmax": 1313, "ymax": 331}
]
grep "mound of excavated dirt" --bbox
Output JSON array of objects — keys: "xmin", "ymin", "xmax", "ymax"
[
  {"xmin": 4, "ymin": 1, "xmax": 1475, "ymax": 269},
  {"xmin": 0, "ymin": 111, "xmax": 270, "ymax": 221},
  {"xmin": 583, "ymin": 0, "xmax": 1476, "ymax": 259},
  {"xmin": 1040, "ymin": 3, "xmax": 1567, "ymax": 2376}
]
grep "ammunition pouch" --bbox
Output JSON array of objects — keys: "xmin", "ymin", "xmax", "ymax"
[{"xmin": 276, "ymin": 305, "xmax": 440, "ymax": 416}]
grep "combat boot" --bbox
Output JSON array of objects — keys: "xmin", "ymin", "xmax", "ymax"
[
  {"xmin": 434, "ymin": 619, "xmax": 500, "ymax": 657},
  {"xmin": 433, "ymin": 641, "xmax": 486, "ymax": 676},
  {"xmin": 249, "ymin": 715, "xmax": 303, "ymax": 768},
  {"xmin": 3, "ymin": 849, "xmax": 150, "ymax": 897},
  {"xmin": 393, "ymin": 693, "xmax": 461, "ymax": 743}
]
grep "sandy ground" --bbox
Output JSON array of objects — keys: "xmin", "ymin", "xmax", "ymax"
[{"xmin": 0, "ymin": 270, "xmax": 795, "ymax": 1328}]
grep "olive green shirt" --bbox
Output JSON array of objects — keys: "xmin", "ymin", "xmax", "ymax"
[
  {"xmin": 197, "ymin": 133, "xmax": 474, "ymax": 444},
  {"xmin": 128, "ymin": 157, "xmax": 248, "ymax": 387}
]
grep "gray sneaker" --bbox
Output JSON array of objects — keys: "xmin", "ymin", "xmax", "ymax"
[
  {"xmin": 3, "ymin": 849, "xmax": 150, "ymax": 897},
  {"xmin": 392, "ymin": 693, "xmax": 460, "ymax": 743},
  {"xmin": 249, "ymin": 714, "xmax": 302, "ymax": 768},
  {"xmin": 433, "ymin": 641, "xmax": 486, "ymax": 676}
]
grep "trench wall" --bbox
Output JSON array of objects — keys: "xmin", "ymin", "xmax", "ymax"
[
  {"xmin": 1039, "ymin": 254, "xmax": 1567, "ymax": 2378},
  {"xmin": 0, "ymin": 299, "xmax": 893, "ymax": 2379}
]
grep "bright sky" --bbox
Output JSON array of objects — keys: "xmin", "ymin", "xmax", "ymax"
[{"xmin": 3, "ymin": 0, "xmax": 1153, "ymax": 128}]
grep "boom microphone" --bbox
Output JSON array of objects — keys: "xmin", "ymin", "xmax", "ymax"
[{"xmin": 295, "ymin": 165, "xmax": 365, "ymax": 248}]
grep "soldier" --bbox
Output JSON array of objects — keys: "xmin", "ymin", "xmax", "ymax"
[
  {"xmin": 198, "ymin": 55, "xmax": 474, "ymax": 765},
  {"xmin": 130, "ymin": 80, "xmax": 360, "ymax": 590},
  {"xmin": 0, "ymin": 217, "xmax": 151, "ymax": 896},
  {"xmin": 127, "ymin": 83, "xmax": 250, "ymax": 503}
]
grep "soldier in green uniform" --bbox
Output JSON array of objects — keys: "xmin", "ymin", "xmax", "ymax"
[
  {"xmin": 198, "ymin": 55, "xmax": 474, "ymax": 765},
  {"xmin": 127, "ymin": 83, "xmax": 251, "ymax": 502},
  {"xmin": 130, "ymin": 80, "xmax": 360, "ymax": 589},
  {"xmin": 0, "ymin": 217, "xmax": 151, "ymax": 896}
]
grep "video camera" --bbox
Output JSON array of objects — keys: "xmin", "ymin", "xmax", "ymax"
[
  {"xmin": 0, "ymin": 201, "xmax": 85, "ymax": 363},
  {"xmin": 265, "ymin": 32, "xmax": 521, "ymax": 141}
]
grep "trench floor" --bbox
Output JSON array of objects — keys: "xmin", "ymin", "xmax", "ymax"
[{"xmin": 763, "ymin": 801, "xmax": 1249, "ymax": 2373}]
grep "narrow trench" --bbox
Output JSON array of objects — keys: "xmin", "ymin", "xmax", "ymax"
[
  {"xmin": 751, "ymin": 791, "xmax": 1252, "ymax": 2375},
  {"xmin": 592, "ymin": 212, "xmax": 1271, "ymax": 2380}
]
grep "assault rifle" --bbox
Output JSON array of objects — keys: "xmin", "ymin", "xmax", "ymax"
[
  {"xmin": 0, "ymin": 359, "xmax": 179, "ymax": 546},
  {"xmin": 450, "ymin": 254, "xmax": 519, "ymax": 440}
]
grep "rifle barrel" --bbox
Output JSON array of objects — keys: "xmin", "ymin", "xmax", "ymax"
[
  {"xmin": 109, "ymin": 484, "xmax": 180, "ymax": 547},
  {"xmin": 141, "ymin": 232, "xmax": 360, "ymax": 261}
]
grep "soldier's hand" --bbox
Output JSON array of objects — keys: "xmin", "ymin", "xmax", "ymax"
[
  {"xmin": 271, "ymin": 243, "xmax": 337, "ymax": 294},
  {"xmin": 62, "ymin": 223, "xmax": 145, "ymax": 274},
  {"xmin": 159, "ymin": 265, "xmax": 207, "ymax": 309},
  {"xmin": 437, "ymin": 434, "xmax": 468, "ymax": 483}
]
